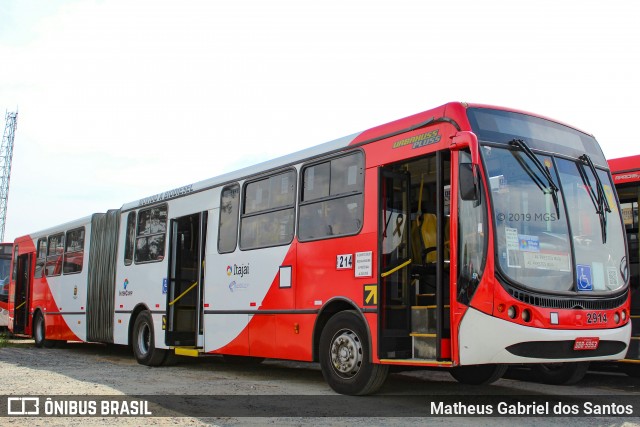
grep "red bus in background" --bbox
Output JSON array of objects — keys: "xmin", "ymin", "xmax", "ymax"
[
  {"xmin": 8, "ymin": 102, "xmax": 632, "ymax": 395},
  {"xmin": 609, "ymin": 154, "xmax": 640, "ymax": 377},
  {"xmin": 0, "ymin": 243, "xmax": 13, "ymax": 329}
]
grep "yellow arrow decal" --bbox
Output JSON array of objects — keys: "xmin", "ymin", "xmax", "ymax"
[{"xmin": 364, "ymin": 284, "xmax": 377, "ymax": 306}]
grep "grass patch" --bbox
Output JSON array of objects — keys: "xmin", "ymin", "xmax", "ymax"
[{"xmin": 0, "ymin": 331, "xmax": 8, "ymax": 348}]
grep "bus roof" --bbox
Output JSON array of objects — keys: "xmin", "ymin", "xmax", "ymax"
[
  {"xmin": 609, "ymin": 155, "xmax": 640, "ymax": 185},
  {"xmin": 23, "ymin": 101, "xmax": 606, "ymax": 230},
  {"xmin": 120, "ymin": 130, "xmax": 362, "ymax": 212},
  {"xmin": 120, "ymin": 102, "xmax": 468, "ymax": 212},
  {"xmin": 14, "ymin": 215, "xmax": 93, "ymax": 243}
]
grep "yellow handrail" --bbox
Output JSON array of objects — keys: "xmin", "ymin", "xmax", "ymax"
[
  {"xmin": 15, "ymin": 301, "xmax": 26, "ymax": 310},
  {"xmin": 168, "ymin": 281, "xmax": 198, "ymax": 306},
  {"xmin": 381, "ymin": 258, "xmax": 412, "ymax": 278}
]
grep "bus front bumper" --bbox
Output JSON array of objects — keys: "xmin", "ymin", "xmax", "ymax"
[{"xmin": 458, "ymin": 307, "xmax": 631, "ymax": 365}]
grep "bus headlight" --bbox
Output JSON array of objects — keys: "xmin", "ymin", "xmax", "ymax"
[{"xmin": 507, "ymin": 306, "xmax": 518, "ymax": 319}]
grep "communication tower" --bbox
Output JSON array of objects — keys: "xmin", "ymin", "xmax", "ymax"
[{"xmin": 0, "ymin": 111, "xmax": 17, "ymax": 242}]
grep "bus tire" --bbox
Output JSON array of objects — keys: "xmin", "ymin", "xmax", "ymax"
[
  {"xmin": 162, "ymin": 351, "xmax": 180, "ymax": 366},
  {"xmin": 33, "ymin": 312, "xmax": 49, "ymax": 349},
  {"xmin": 132, "ymin": 311, "xmax": 166, "ymax": 366},
  {"xmin": 450, "ymin": 364, "xmax": 507, "ymax": 385},
  {"xmin": 319, "ymin": 310, "xmax": 388, "ymax": 395},
  {"xmin": 532, "ymin": 362, "xmax": 589, "ymax": 385}
]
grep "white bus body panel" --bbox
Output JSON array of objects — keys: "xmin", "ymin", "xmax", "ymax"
[
  {"xmin": 113, "ymin": 189, "xmax": 217, "ymax": 348},
  {"xmin": 458, "ymin": 307, "xmax": 631, "ymax": 364},
  {"xmin": 204, "ymin": 243, "xmax": 290, "ymax": 353},
  {"xmin": 0, "ymin": 308, "xmax": 8, "ymax": 327}
]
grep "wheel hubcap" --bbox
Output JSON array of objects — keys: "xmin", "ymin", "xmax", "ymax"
[
  {"xmin": 330, "ymin": 329, "xmax": 363, "ymax": 379},
  {"xmin": 137, "ymin": 323, "xmax": 150, "ymax": 356},
  {"xmin": 36, "ymin": 318, "xmax": 43, "ymax": 342}
]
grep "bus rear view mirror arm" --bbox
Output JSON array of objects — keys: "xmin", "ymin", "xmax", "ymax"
[
  {"xmin": 450, "ymin": 131, "xmax": 480, "ymax": 166},
  {"xmin": 451, "ymin": 131, "xmax": 481, "ymax": 205}
]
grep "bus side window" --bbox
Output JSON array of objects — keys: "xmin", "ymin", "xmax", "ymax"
[
  {"xmin": 299, "ymin": 151, "xmax": 364, "ymax": 241},
  {"xmin": 218, "ymin": 184, "xmax": 240, "ymax": 254},
  {"xmin": 240, "ymin": 170, "xmax": 296, "ymax": 250},
  {"xmin": 124, "ymin": 211, "xmax": 136, "ymax": 265},
  {"xmin": 457, "ymin": 150, "xmax": 487, "ymax": 305},
  {"xmin": 45, "ymin": 233, "xmax": 65, "ymax": 277},
  {"xmin": 35, "ymin": 238, "xmax": 47, "ymax": 279},
  {"xmin": 63, "ymin": 227, "xmax": 85, "ymax": 274},
  {"xmin": 134, "ymin": 205, "xmax": 168, "ymax": 263}
]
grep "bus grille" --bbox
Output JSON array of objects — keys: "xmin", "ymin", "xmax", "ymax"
[{"xmin": 507, "ymin": 287, "xmax": 628, "ymax": 310}]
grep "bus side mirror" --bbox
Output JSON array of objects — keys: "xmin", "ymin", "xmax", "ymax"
[
  {"xmin": 450, "ymin": 131, "xmax": 480, "ymax": 166},
  {"xmin": 451, "ymin": 131, "xmax": 481, "ymax": 205},
  {"xmin": 459, "ymin": 163, "xmax": 480, "ymax": 203}
]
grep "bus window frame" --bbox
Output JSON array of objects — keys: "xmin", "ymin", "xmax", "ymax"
[
  {"xmin": 124, "ymin": 211, "xmax": 136, "ymax": 266},
  {"xmin": 297, "ymin": 150, "xmax": 365, "ymax": 242},
  {"xmin": 134, "ymin": 203, "xmax": 168, "ymax": 264},
  {"xmin": 218, "ymin": 183, "xmax": 241, "ymax": 254},
  {"xmin": 456, "ymin": 149, "xmax": 489, "ymax": 305},
  {"xmin": 239, "ymin": 169, "xmax": 297, "ymax": 251},
  {"xmin": 63, "ymin": 226, "xmax": 85, "ymax": 275},
  {"xmin": 34, "ymin": 238, "xmax": 46, "ymax": 279},
  {"xmin": 45, "ymin": 232, "xmax": 65, "ymax": 277}
]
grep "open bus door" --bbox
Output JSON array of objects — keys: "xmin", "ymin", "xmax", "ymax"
[
  {"xmin": 378, "ymin": 152, "xmax": 451, "ymax": 361},
  {"xmin": 165, "ymin": 212, "xmax": 207, "ymax": 348},
  {"xmin": 12, "ymin": 251, "xmax": 32, "ymax": 335}
]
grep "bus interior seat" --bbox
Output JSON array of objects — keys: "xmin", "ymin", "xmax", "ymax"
[{"xmin": 411, "ymin": 213, "xmax": 451, "ymax": 296}]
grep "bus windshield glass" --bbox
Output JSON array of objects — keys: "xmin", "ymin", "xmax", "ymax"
[
  {"xmin": 472, "ymin": 109, "xmax": 627, "ymax": 294},
  {"xmin": 467, "ymin": 107, "xmax": 607, "ymax": 167},
  {"xmin": 0, "ymin": 256, "xmax": 11, "ymax": 302}
]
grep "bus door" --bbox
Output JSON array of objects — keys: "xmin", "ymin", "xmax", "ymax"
[
  {"xmin": 379, "ymin": 169, "xmax": 412, "ymax": 358},
  {"xmin": 166, "ymin": 212, "xmax": 207, "ymax": 348},
  {"xmin": 13, "ymin": 253, "xmax": 32, "ymax": 335},
  {"xmin": 379, "ymin": 152, "xmax": 451, "ymax": 361}
]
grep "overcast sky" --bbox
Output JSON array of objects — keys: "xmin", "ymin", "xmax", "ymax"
[{"xmin": 0, "ymin": 0, "xmax": 638, "ymax": 241}]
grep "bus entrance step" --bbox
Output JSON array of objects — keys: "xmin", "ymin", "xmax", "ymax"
[
  {"xmin": 411, "ymin": 306, "xmax": 449, "ymax": 334},
  {"xmin": 411, "ymin": 333, "xmax": 436, "ymax": 359},
  {"xmin": 174, "ymin": 347, "xmax": 200, "ymax": 357},
  {"xmin": 415, "ymin": 293, "xmax": 435, "ymax": 306}
]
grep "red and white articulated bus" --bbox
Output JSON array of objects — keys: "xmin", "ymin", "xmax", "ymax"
[
  {"xmin": 8, "ymin": 102, "xmax": 631, "ymax": 395},
  {"xmin": 608, "ymin": 154, "xmax": 640, "ymax": 376},
  {"xmin": 0, "ymin": 243, "xmax": 13, "ymax": 329}
]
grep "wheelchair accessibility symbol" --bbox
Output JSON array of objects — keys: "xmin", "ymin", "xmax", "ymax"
[{"xmin": 577, "ymin": 264, "xmax": 593, "ymax": 291}]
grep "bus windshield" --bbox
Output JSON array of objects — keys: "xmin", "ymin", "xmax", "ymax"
[
  {"xmin": 471, "ymin": 109, "xmax": 627, "ymax": 295},
  {"xmin": 0, "ymin": 256, "xmax": 11, "ymax": 303}
]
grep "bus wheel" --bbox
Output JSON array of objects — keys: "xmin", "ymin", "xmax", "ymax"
[
  {"xmin": 33, "ymin": 312, "xmax": 53, "ymax": 348},
  {"xmin": 132, "ymin": 311, "xmax": 166, "ymax": 366},
  {"xmin": 450, "ymin": 364, "xmax": 507, "ymax": 385},
  {"xmin": 319, "ymin": 310, "xmax": 388, "ymax": 395},
  {"xmin": 533, "ymin": 362, "xmax": 589, "ymax": 385}
]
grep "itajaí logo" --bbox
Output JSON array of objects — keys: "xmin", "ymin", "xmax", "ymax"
[{"xmin": 226, "ymin": 266, "xmax": 233, "ymax": 276}]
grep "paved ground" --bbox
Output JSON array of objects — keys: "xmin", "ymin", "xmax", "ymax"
[{"xmin": 0, "ymin": 339, "xmax": 638, "ymax": 426}]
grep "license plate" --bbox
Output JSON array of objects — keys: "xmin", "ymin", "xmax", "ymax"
[{"xmin": 573, "ymin": 337, "xmax": 599, "ymax": 351}]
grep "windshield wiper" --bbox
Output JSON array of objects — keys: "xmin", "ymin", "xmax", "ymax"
[
  {"xmin": 578, "ymin": 154, "xmax": 611, "ymax": 243},
  {"xmin": 508, "ymin": 139, "xmax": 560, "ymax": 219}
]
